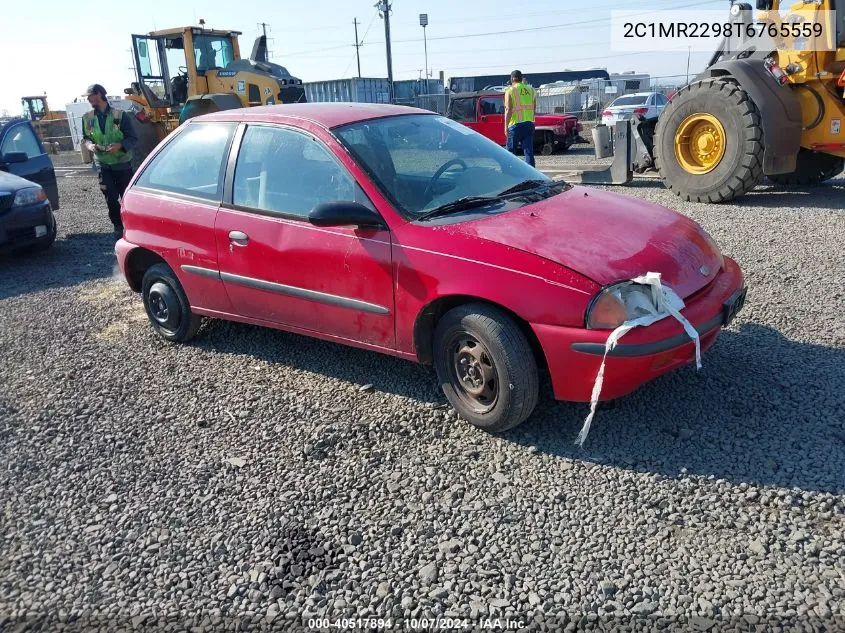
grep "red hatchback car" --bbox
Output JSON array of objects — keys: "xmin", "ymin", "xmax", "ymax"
[{"xmin": 115, "ymin": 103, "xmax": 746, "ymax": 433}]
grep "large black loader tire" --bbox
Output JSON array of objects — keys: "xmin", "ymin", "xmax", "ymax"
[
  {"xmin": 767, "ymin": 148, "xmax": 844, "ymax": 186},
  {"xmin": 654, "ymin": 78, "xmax": 764, "ymax": 203}
]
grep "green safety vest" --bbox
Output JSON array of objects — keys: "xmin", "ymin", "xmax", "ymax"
[
  {"xmin": 83, "ymin": 108, "xmax": 132, "ymax": 166},
  {"xmin": 506, "ymin": 82, "xmax": 536, "ymax": 128}
]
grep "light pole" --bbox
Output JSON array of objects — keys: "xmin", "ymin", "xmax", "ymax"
[
  {"xmin": 686, "ymin": 46, "xmax": 691, "ymax": 84},
  {"xmin": 419, "ymin": 13, "xmax": 429, "ymax": 85}
]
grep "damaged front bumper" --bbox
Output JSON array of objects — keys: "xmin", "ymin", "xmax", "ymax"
[{"xmin": 531, "ymin": 256, "xmax": 746, "ymax": 402}]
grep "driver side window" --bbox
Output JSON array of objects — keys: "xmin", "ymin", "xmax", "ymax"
[{"xmin": 233, "ymin": 125, "xmax": 373, "ymax": 218}]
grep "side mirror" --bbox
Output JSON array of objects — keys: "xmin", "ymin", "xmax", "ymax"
[
  {"xmin": 308, "ymin": 201, "xmax": 386, "ymax": 230},
  {"xmin": 1, "ymin": 151, "xmax": 28, "ymax": 165}
]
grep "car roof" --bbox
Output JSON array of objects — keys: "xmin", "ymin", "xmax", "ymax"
[{"xmin": 197, "ymin": 102, "xmax": 436, "ymax": 129}]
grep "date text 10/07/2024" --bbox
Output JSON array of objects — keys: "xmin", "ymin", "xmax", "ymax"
[{"xmin": 307, "ymin": 618, "xmax": 527, "ymax": 630}]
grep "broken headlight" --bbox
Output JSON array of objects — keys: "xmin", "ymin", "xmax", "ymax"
[{"xmin": 586, "ymin": 281, "xmax": 663, "ymax": 330}]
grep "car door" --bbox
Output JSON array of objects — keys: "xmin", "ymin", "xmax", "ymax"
[
  {"xmin": 477, "ymin": 96, "xmax": 506, "ymax": 145},
  {"xmin": 214, "ymin": 123, "xmax": 395, "ymax": 349},
  {"xmin": 0, "ymin": 120, "xmax": 59, "ymax": 210}
]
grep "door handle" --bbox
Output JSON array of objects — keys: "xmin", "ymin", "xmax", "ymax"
[{"xmin": 228, "ymin": 230, "xmax": 249, "ymax": 246}]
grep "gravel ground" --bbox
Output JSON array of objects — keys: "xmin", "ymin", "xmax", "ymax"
[{"xmin": 1, "ymin": 151, "xmax": 843, "ymax": 632}]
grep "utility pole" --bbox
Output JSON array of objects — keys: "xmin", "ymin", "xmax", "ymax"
[
  {"xmin": 419, "ymin": 14, "xmax": 429, "ymax": 81},
  {"xmin": 376, "ymin": 0, "xmax": 394, "ymax": 102},
  {"xmin": 686, "ymin": 46, "xmax": 691, "ymax": 84},
  {"xmin": 353, "ymin": 18, "xmax": 362, "ymax": 78}
]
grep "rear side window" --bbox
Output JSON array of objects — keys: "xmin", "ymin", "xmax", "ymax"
[
  {"xmin": 449, "ymin": 98, "xmax": 476, "ymax": 122},
  {"xmin": 1, "ymin": 124, "xmax": 42, "ymax": 159},
  {"xmin": 135, "ymin": 122, "xmax": 235, "ymax": 200}
]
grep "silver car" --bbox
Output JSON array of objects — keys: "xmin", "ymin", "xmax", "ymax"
[{"xmin": 601, "ymin": 92, "xmax": 668, "ymax": 128}]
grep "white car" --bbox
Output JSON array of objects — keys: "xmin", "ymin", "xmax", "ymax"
[{"xmin": 601, "ymin": 92, "xmax": 668, "ymax": 128}]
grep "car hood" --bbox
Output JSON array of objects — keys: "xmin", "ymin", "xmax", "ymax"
[
  {"xmin": 535, "ymin": 113, "xmax": 577, "ymax": 126},
  {"xmin": 451, "ymin": 187, "xmax": 722, "ymax": 298},
  {"xmin": 0, "ymin": 170, "xmax": 38, "ymax": 191}
]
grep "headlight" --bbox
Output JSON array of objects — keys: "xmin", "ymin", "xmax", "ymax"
[
  {"xmin": 13, "ymin": 187, "xmax": 47, "ymax": 207},
  {"xmin": 586, "ymin": 281, "xmax": 664, "ymax": 330}
]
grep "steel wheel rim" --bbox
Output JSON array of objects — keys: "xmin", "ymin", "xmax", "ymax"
[
  {"xmin": 674, "ymin": 112, "xmax": 727, "ymax": 175},
  {"xmin": 448, "ymin": 334, "xmax": 498, "ymax": 414},
  {"xmin": 148, "ymin": 284, "xmax": 180, "ymax": 331}
]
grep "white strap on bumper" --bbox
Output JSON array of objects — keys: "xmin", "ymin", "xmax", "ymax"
[{"xmin": 574, "ymin": 271, "xmax": 702, "ymax": 447}]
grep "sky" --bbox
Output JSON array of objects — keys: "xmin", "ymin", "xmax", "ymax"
[{"xmin": 0, "ymin": 0, "xmax": 726, "ymax": 116}]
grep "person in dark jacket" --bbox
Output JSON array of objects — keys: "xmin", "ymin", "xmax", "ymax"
[{"xmin": 81, "ymin": 84, "xmax": 138, "ymax": 236}]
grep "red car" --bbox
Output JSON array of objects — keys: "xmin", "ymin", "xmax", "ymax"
[
  {"xmin": 115, "ymin": 103, "xmax": 746, "ymax": 433},
  {"xmin": 447, "ymin": 91, "xmax": 583, "ymax": 154}
]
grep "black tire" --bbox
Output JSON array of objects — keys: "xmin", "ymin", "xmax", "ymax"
[
  {"xmin": 432, "ymin": 303, "xmax": 539, "ymax": 433},
  {"xmin": 538, "ymin": 132, "xmax": 555, "ymax": 156},
  {"xmin": 141, "ymin": 263, "xmax": 202, "ymax": 342},
  {"xmin": 654, "ymin": 78, "xmax": 764, "ymax": 203},
  {"xmin": 767, "ymin": 149, "xmax": 844, "ymax": 186}
]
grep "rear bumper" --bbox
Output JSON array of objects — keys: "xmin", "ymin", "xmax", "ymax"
[
  {"xmin": 532, "ymin": 257, "xmax": 745, "ymax": 402},
  {"xmin": 0, "ymin": 201, "xmax": 55, "ymax": 252}
]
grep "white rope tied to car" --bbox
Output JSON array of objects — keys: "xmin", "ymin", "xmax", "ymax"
[{"xmin": 574, "ymin": 272, "xmax": 702, "ymax": 447}]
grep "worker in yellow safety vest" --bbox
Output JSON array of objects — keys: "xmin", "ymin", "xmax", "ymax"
[
  {"xmin": 81, "ymin": 84, "xmax": 138, "ymax": 237},
  {"xmin": 503, "ymin": 70, "xmax": 537, "ymax": 167}
]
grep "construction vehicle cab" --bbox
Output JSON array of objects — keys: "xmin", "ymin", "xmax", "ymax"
[{"xmin": 126, "ymin": 25, "xmax": 305, "ymax": 130}]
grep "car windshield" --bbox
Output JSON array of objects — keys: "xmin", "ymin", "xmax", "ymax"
[
  {"xmin": 610, "ymin": 95, "xmax": 648, "ymax": 107},
  {"xmin": 333, "ymin": 114, "xmax": 558, "ymax": 220}
]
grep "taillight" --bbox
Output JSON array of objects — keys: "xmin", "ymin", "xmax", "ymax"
[
  {"xmin": 633, "ymin": 107, "xmax": 648, "ymax": 115},
  {"xmin": 135, "ymin": 110, "xmax": 148, "ymax": 122},
  {"xmin": 838, "ymin": 68, "xmax": 845, "ymax": 87},
  {"xmin": 602, "ymin": 110, "xmax": 611, "ymax": 117}
]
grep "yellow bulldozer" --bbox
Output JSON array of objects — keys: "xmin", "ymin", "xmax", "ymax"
[
  {"xmin": 633, "ymin": 0, "xmax": 845, "ymax": 202},
  {"xmin": 122, "ymin": 22, "xmax": 305, "ymax": 164}
]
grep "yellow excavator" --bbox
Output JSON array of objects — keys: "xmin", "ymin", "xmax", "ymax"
[
  {"xmin": 123, "ymin": 22, "xmax": 305, "ymax": 163},
  {"xmin": 636, "ymin": 0, "xmax": 845, "ymax": 202}
]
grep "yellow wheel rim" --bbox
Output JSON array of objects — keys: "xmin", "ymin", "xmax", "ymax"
[{"xmin": 674, "ymin": 113, "xmax": 727, "ymax": 175}]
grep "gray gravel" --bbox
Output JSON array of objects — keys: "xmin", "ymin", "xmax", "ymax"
[{"xmin": 0, "ymin": 150, "xmax": 843, "ymax": 631}]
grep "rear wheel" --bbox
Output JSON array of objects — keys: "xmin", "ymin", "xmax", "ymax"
[
  {"xmin": 141, "ymin": 263, "xmax": 202, "ymax": 342},
  {"xmin": 767, "ymin": 149, "xmax": 844, "ymax": 186},
  {"xmin": 654, "ymin": 78, "xmax": 764, "ymax": 202},
  {"xmin": 433, "ymin": 304, "xmax": 539, "ymax": 433}
]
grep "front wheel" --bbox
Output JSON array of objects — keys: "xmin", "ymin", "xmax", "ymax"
[
  {"xmin": 141, "ymin": 263, "xmax": 202, "ymax": 342},
  {"xmin": 433, "ymin": 304, "xmax": 539, "ymax": 433},
  {"xmin": 654, "ymin": 78, "xmax": 764, "ymax": 202}
]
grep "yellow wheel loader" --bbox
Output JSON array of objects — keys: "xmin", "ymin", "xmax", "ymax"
[
  {"xmin": 123, "ymin": 23, "xmax": 305, "ymax": 163},
  {"xmin": 638, "ymin": 0, "xmax": 845, "ymax": 202},
  {"xmin": 21, "ymin": 95, "xmax": 73, "ymax": 151}
]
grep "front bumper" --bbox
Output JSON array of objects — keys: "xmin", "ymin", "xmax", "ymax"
[
  {"xmin": 532, "ymin": 257, "xmax": 746, "ymax": 402},
  {"xmin": 0, "ymin": 200, "xmax": 55, "ymax": 252}
]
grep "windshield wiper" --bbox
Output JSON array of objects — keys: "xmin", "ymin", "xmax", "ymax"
[
  {"xmin": 497, "ymin": 178, "xmax": 567, "ymax": 196},
  {"xmin": 415, "ymin": 196, "xmax": 502, "ymax": 222}
]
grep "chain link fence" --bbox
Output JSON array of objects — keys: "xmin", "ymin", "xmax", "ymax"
[{"xmin": 400, "ymin": 74, "xmax": 689, "ymax": 121}]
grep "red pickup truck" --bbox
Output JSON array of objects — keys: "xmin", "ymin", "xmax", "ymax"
[{"xmin": 446, "ymin": 90, "xmax": 583, "ymax": 154}]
